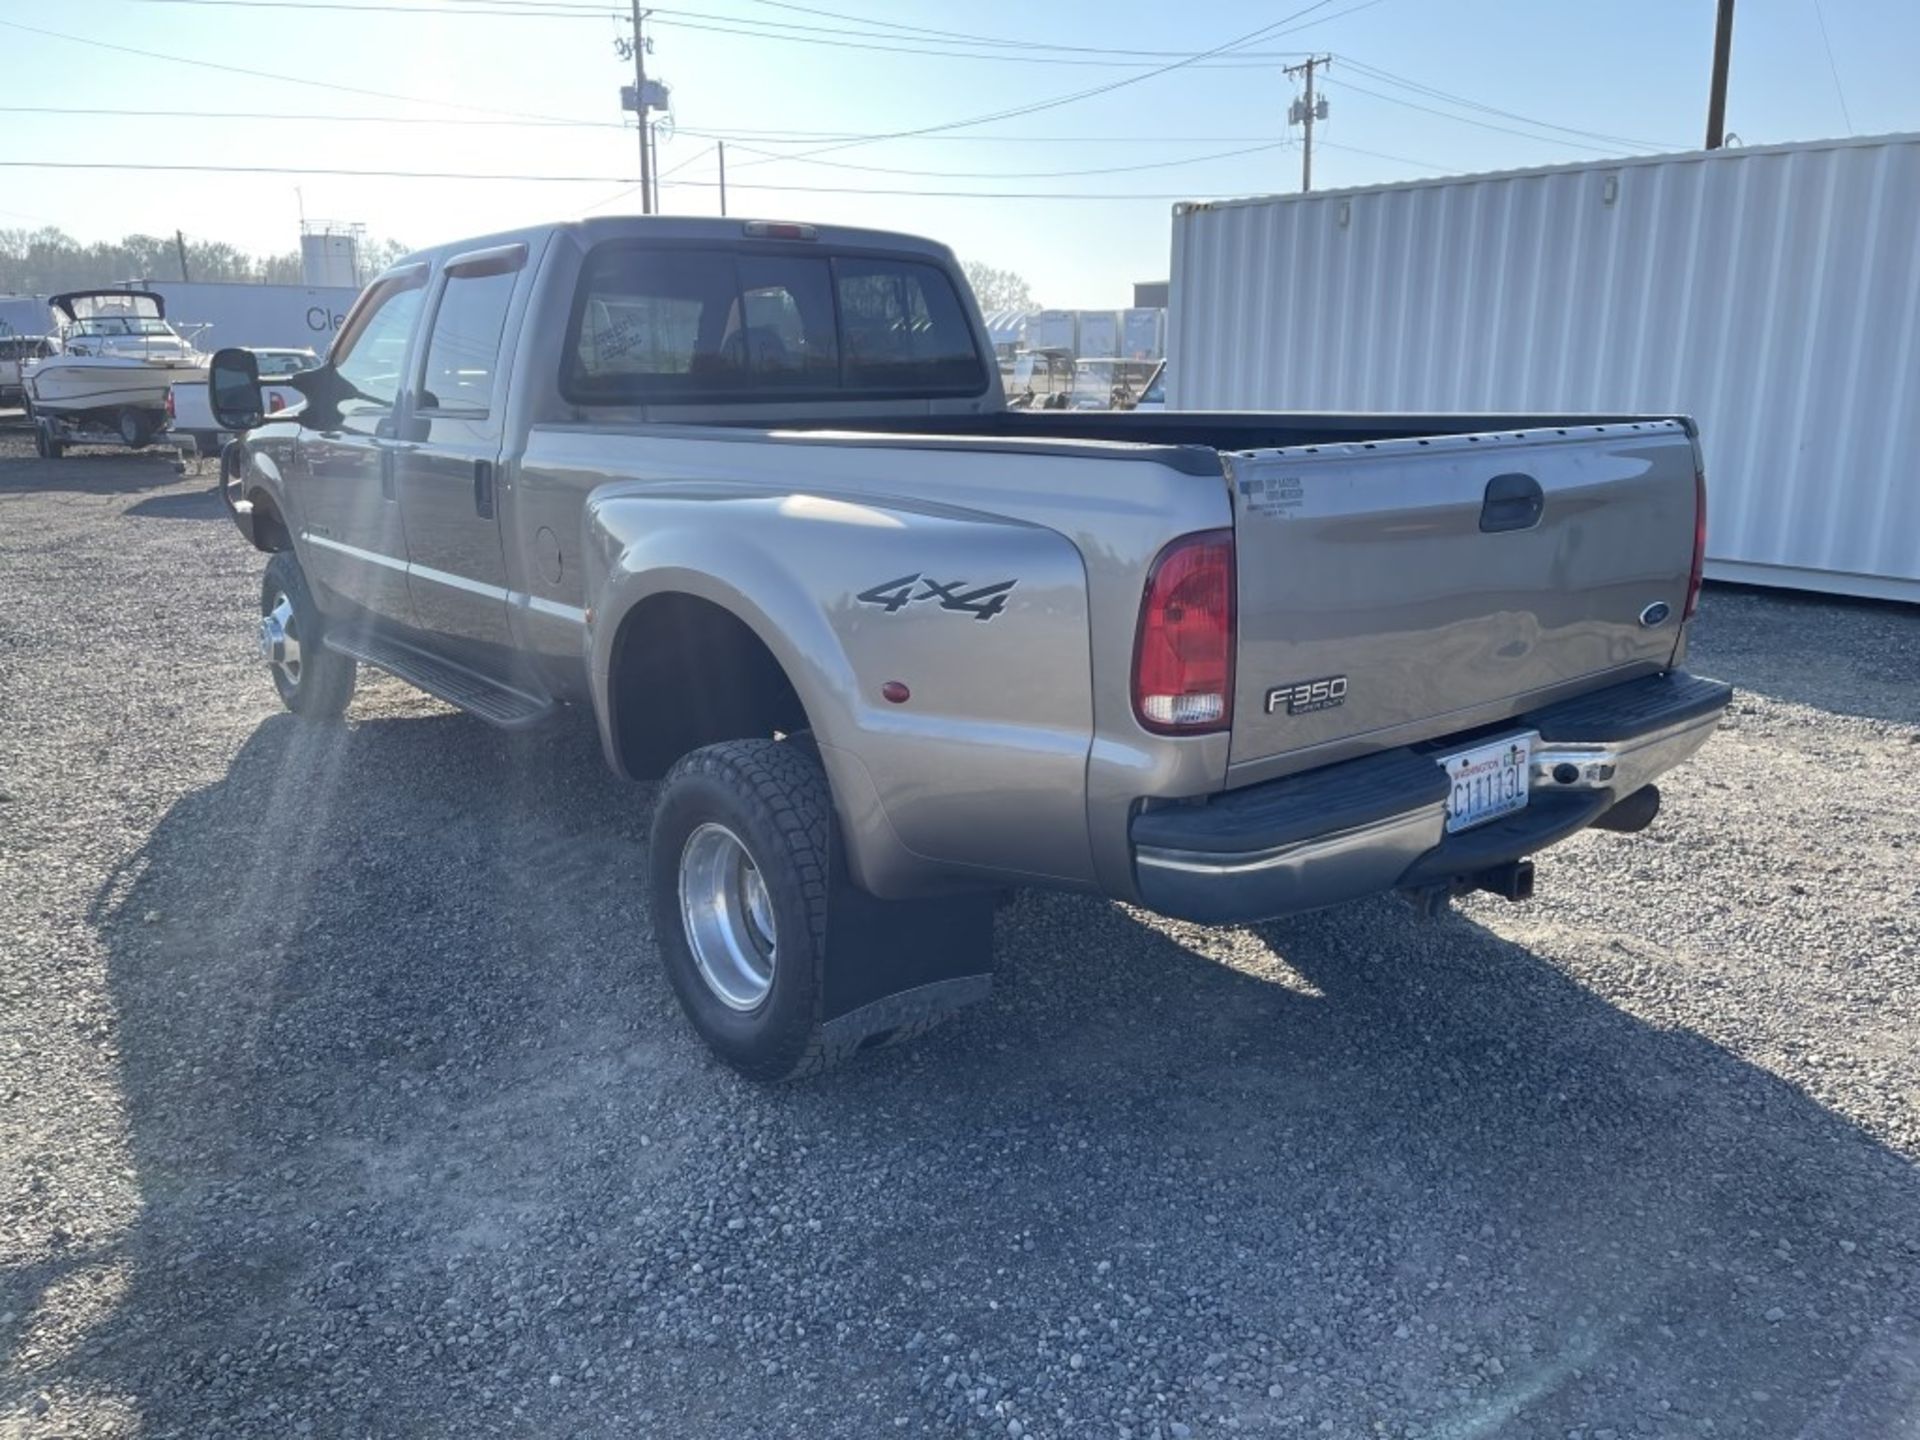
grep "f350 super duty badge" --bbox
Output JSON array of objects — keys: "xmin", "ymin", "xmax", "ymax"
[
  {"xmin": 1266, "ymin": 675, "xmax": 1348, "ymax": 715},
  {"xmin": 856, "ymin": 574, "xmax": 1017, "ymax": 622}
]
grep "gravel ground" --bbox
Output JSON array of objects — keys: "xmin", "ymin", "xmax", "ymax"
[{"xmin": 1, "ymin": 435, "xmax": 1916, "ymax": 1440}]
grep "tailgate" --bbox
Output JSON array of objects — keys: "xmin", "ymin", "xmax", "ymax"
[{"xmin": 1228, "ymin": 420, "xmax": 1697, "ymax": 771}]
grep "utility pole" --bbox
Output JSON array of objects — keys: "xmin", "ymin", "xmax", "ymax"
[
  {"xmin": 1705, "ymin": 0, "xmax": 1736, "ymax": 149},
  {"xmin": 717, "ymin": 140, "xmax": 727, "ymax": 217},
  {"xmin": 1284, "ymin": 55, "xmax": 1330, "ymax": 192},
  {"xmin": 174, "ymin": 229, "xmax": 191, "ymax": 284},
  {"xmin": 629, "ymin": 0, "xmax": 653, "ymax": 213}
]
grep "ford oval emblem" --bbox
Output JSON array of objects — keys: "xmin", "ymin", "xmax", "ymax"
[{"xmin": 1638, "ymin": 601, "xmax": 1672, "ymax": 628}]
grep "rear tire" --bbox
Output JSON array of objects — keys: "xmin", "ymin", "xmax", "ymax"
[
  {"xmin": 260, "ymin": 551, "xmax": 356, "ymax": 720},
  {"xmin": 649, "ymin": 739, "xmax": 852, "ymax": 1082},
  {"xmin": 117, "ymin": 408, "xmax": 156, "ymax": 448}
]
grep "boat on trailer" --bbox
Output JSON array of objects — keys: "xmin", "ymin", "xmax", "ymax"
[{"xmin": 24, "ymin": 289, "xmax": 207, "ymax": 445}]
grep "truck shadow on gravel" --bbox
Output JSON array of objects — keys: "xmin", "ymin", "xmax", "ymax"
[
  {"xmin": 24, "ymin": 710, "xmax": 1919, "ymax": 1438},
  {"xmin": 0, "ymin": 448, "xmax": 193, "ymax": 496}
]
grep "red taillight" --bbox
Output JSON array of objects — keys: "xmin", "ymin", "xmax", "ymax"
[
  {"xmin": 1684, "ymin": 464, "xmax": 1707, "ymax": 619},
  {"xmin": 165, "ymin": 389, "xmax": 175, "ymax": 420},
  {"xmin": 268, "ymin": 392, "xmax": 286, "ymax": 414},
  {"xmin": 1133, "ymin": 529, "xmax": 1235, "ymax": 734}
]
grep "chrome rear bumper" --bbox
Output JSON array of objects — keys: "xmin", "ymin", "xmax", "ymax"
[{"xmin": 1131, "ymin": 671, "xmax": 1731, "ymax": 924}]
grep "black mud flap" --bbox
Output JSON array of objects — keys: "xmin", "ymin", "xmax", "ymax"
[{"xmin": 818, "ymin": 884, "xmax": 995, "ymax": 1049}]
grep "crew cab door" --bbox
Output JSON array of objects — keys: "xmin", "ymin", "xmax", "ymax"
[
  {"xmin": 394, "ymin": 243, "xmax": 528, "ymax": 653},
  {"xmin": 296, "ymin": 267, "xmax": 427, "ymax": 627}
]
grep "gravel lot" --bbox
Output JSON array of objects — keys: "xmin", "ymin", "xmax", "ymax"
[{"xmin": 2, "ymin": 432, "xmax": 1916, "ymax": 1440}]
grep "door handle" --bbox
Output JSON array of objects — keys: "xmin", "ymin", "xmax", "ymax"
[
  {"xmin": 473, "ymin": 459, "xmax": 496, "ymax": 520},
  {"xmin": 1480, "ymin": 472, "xmax": 1544, "ymax": 533}
]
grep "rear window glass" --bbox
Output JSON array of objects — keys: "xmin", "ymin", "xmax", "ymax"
[
  {"xmin": 835, "ymin": 258, "xmax": 982, "ymax": 391},
  {"xmin": 564, "ymin": 244, "xmax": 984, "ymax": 403}
]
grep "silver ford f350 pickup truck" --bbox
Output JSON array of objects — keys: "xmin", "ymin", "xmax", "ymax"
[{"xmin": 210, "ymin": 216, "xmax": 1730, "ymax": 1079}]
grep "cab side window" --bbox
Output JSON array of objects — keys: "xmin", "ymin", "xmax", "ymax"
[
  {"xmin": 332, "ymin": 281, "xmax": 425, "ymax": 414},
  {"xmin": 419, "ymin": 270, "xmax": 517, "ymax": 414}
]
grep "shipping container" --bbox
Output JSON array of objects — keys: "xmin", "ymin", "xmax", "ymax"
[
  {"xmin": 1169, "ymin": 133, "xmax": 1920, "ymax": 603},
  {"xmin": 1026, "ymin": 310, "xmax": 1078, "ymax": 355},
  {"xmin": 1075, "ymin": 309, "xmax": 1123, "ymax": 360},
  {"xmin": 1121, "ymin": 306, "xmax": 1166, "ymax": 360}
]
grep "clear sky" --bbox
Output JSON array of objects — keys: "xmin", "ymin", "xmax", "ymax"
[{"xmin": 1, "ymin": 0, "xmax": 1913, "ymax": 307}]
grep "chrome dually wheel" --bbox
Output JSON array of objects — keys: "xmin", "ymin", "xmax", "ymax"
[
  {"xmin": 259, "ymin": 591, "xmax": 302, "ymax": 687},
  {"xmin": 678, "ymin": 821, "xmax": 777, "ymax": 1010},
  {"xmin": 259, "ymin": 551, "xmax": 356, "ymax": 719}
]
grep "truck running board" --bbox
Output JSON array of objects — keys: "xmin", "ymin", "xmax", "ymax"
[{"xmin": 323, "ymin": 633, "xmax": 557, "ymax": 730}]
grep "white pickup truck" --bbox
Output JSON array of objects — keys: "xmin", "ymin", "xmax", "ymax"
[
  {"xmin": 209, "ymin": 216, "xmax": 1730, "ymax": 1079},
  {"xmin": 1, "ymin": 334, "xmax": 56, "ymax": 407},
  {"xmin": 167, "ymin": 347, "xmax": 317, "ymax": 455}
]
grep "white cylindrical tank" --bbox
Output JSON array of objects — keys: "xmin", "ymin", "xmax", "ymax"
[{"xmin": 301, "ymin": 232, "xmax": 360, "ymax": 289}]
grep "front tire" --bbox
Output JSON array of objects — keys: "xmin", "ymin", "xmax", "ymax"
[
  {"xmin": 260, "ymin": 551, "xmax": 356, "ymax": 719},
  {"xmin": 649, "ymin": 739, "xmax": 845, "ymax": 1081}
]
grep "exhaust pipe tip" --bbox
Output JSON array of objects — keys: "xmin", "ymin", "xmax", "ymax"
[{"xmin": 1593, "ymin": 784, "xmax": 1662, "ymax": 834}]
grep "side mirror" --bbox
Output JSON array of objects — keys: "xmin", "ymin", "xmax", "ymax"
[{"xmin": 209, "ymin": 347, "xmax": 264, "ymax": 431}]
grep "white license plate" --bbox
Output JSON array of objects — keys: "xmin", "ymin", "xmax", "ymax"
[{"xmin": 1440, "ymin": 734, "xmax": 1534, "ymax": 834}]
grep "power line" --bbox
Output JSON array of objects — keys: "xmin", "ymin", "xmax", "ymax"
[
  {"xmin": 0, "ymin": 106, "xmax": 1296, "ymax": 144},
  {"xmin": 676, "ymin": 128, "xmax": 1291, "ymax": 144},
  {"xmin": 0, "ymin": 16, "xmax": 607, "ymax": 126},
  {"xmin": 644, "ymin": 13, "xmax": 1307, "ymax": 66},
  {"xmin": 717, "ymin": 0, "xmax": 1389, "ymax": 57},
  {"xmin": 1333, "ymin": 55, "xmax": 1676, "ymax": 151},
  {"xmin": 726, "ymin": 0, "xmax": 1380, "ymax": 172},
  {"xmin": 0, "ymin": 157, "xmax": 1279, "ymax": 201},
  {"xmin": 0, "ymin": 104, "xmax": 626, "ymax": 128},
  {"xmin": 70, "ymin": 0, "xmax": 1352, "ymax": 69},
  {"xmin": 718, "ymin": 139, "xmax": 1294, "ymax": 180},
  {"xmin": 1314, "ymin": 137, "xmax": 1450, "ymax": 173},
  {"xmin": 734, "ymin": 0, "xmax": 1285, "ymax": 55},
  {"xmin": 70, "ymin": 0, "xmax": 618, "ymax": 17},
  {"xmin": 1810, "ymin": 0, "xmax": 1855, "ymax": 135},
  {"xmin": 1331, "ymin": 76, "xmax": 1657, "ymax": 155}
]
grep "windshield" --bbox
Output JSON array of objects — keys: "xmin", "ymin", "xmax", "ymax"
[
  {"xmin": 254, "ymin": 350, "xmax": 320, "ymax": 376},
  {"xmin": 1071, "ymin": 361, "xmax": 1120, "ymax": 397},
  {"xmin": 73, "ymin": 317, "xmax": 174, "ymax": 337}
]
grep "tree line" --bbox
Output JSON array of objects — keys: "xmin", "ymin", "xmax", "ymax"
[{"xmin": 0, "ymin": 228, "xmax": 410, "ymax": 295}]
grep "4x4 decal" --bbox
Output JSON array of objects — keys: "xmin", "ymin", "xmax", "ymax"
[{"xmin": 856, "ymin": 573, "xmax": 1017, "ymax": 622}]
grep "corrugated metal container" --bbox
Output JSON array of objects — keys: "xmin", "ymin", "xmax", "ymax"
[
  {"xmin": 1076, "ymin": 310, "xmax": 1123, "ymax": 360},
  {"xmin": 1121, "ymin": 307, "xmax": 1166, "ymax": 360},
  {"xmin": 1027, "ymin": 310, "xmax": 1078, "ymax": 353},
  {"xmin": 1169, "ymin": 133, "xmax": 1920, "ymax": 602}
]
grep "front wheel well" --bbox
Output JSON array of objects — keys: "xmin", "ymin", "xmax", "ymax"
[
  {"xmin": 245, "ymin": 488, "xmax": 292, "ymax": 551},
  {"xmin": 608, "ymin": 593, "xmax": 812, "ymax": 780}
]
